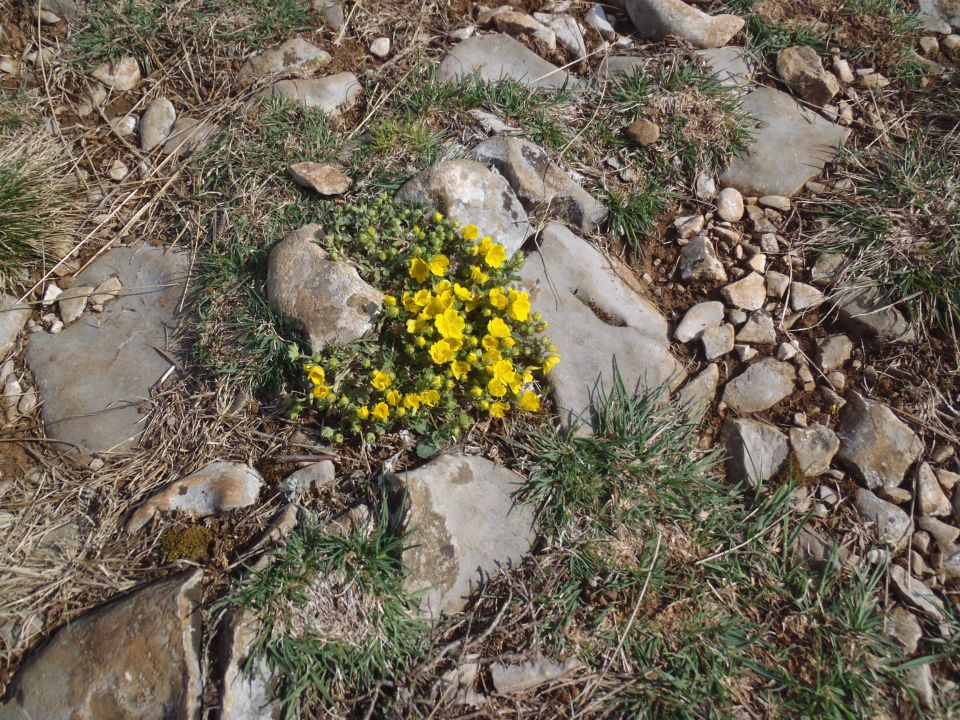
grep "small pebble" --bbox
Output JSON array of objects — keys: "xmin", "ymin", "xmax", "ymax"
[{"xmin": 370, "ymin": 37, "xmax": 391, "ymax": 58}]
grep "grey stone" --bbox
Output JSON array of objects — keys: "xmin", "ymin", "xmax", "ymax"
[
  {"xmin": 493, "ymin": 11, "xmax": 556, "ymax": 51},
  {"xmin": 904, "ymin": 664, "xmax": 935, "ymax": 709},
  {"xmin": 89, "ymin": 275, "xmax": 122, "ymax": 309},
  {"xmin": 887, "ymin": 605, "xmax": 923, "ymax": 655},
  {"xmin": 720, "ymin": 86, "xmax": 851, "ymax": 197},
  {"xmin": 889, "ymin": 564, "xmax": 945, "ymax": 621},
  {"xmin": 835, "ymin": 286, "xmax": 914, "ymax": 343},
  {"xmin": 918, "ymin": 516, "xmax": 959, "ymax": 547},
  {"xmin": 695, "ymin": 172, "xmax": 717, "ymax": 200},
  {"xmin": 218, "ymin": 609, "xmax": 279, "ymax": 720},
  {"xmin": 140, "ymin": 97, "xmax": 176, "ymax": 152},
  {"xmin": 790, "ymin": 423, "xmax": 839, "ymax": 477},
  {"xmin": 679, "ymin": 236, "xmax": 727, "ymax": 283},
  {"xmin": 0, "ymin": 570, "xmax": 203, "ymax": 720},
  {"xmin": 36, "ymin": 0, "xmax": 80, "ymax": 20},
  {"xmin": 735, "ymin": 309, "xmax": 776, "ymax": 344},
  {"xmin": 810, "ymin": 252, "xmax": 846, "ymax": 286},
  {"xmin": 597, "ymin": 55, "xmax": 646, "ymax": 78},
  {"xmin": 759, "ymin": 194, "xmax": 791, "ymax": 211},
  {"xmin": 57, "ymin": 285, "xmax": 92, "ymax": 323},
  {"xmin": 91, "ymin": 56, "xmax": 140, "ymax": 91},
  {"xmin": 722, "ymin": 358, "xmax": 795, "ymax": 413},
  {"xmin": 520, "ymin": 224, "xmax": 680, "ymax": 430},
  {"xmin": 314, "ymin": 0, "xmax": 344, "ymax": 30},
  {"xmin": 288, "ymin": 162, "xmax": 351, "ymax": 195},
  {"xmin": 0, "ymin": 294, "xmax": 31, "ymax": 358},
  {"xmin": 398, "ymin": 159, "xmax": 530, "ymax": 257},
  {"xmin": 369, "ymin": 37, "xmax": 391, "ymax": 58},
  {"xmin": 675, "ymin": 214, "xmax": 705, "ymax": 238},
  {"xmin": 836, "ymin": 393, "xmax": 923, "ymax": 491},
  {"xmin": 266, "ymin": 224, "xmax": 383, "ymax": 354},
  {"xmin": 702, "ymin": 323, "xmax": 734, "ymax": 360},
  {"xmin": 471, "ymin": 137, "xmax": 606, "ymax": 233},
  {"xmin": 790, "ymin": 281, "xmax": 824, "ymax": 311},
  {"xmin": 721, "ymin": 272, "xmax": 767, "ymax": 310},
  {"xmin": 126, "ymin": 461, "xmax": 263, "ymax": 533},
  {"xmin": 676, "ymin": 363, "xmax": 719, "ymax": 419},
  {"xmin": 400, "ymin": 453, "xmax": 535, "ymax": 618},
  {"xmin": 765, "ymin": 270, "xmax": 790, "ymax": 298},
  {"xmin": 237, "ymin": 38, "xmax": 331, "ymax": 89},
  {"xmin": 714, "ymin": 187, "xmax": 744, "ymax": 222},
  {"xmin": 917, "ymin": 462, "xmax": 952, "ymax": 516},
  {"xmin": 163, "ymin": 117, "xmax": 218, "ymax": 156},
  {"xmin": 490, "ymin": 656, "xmax": 581, "ymax": 693},
  {"xmin": 722, "ymin": 418, "xmax": 789, "ymax": 487},
  {"xmin": 255, "ymin": 73, "xmax": 361, "ymax": 116},
  {"xmin": 534, "ymin": 12, "xmax": 587, "ymax": 59},
  {"xmin": 696, "ymin": 46, "xmax": 756, "ymax": 88},
  {"xmin": 920, "ymin": 0, "xmax": 960, "ymax": 29},
  {"xmin": 816, "ymin": 334, "xmax": 853, "ymax": 372},
  {"xmin": 585, "ymin": 4, "xmax": 616, "ymax": 40},
  {"xmin": 280, "ymin": 460, "xmax": 336, "ymax": 498},
  {"xmin": 776, "ymin": 46, "xmax": 840, "ymax": 107},
  {"xmin": 438, "ymin": 34, "xmax": 578, "ymax": 90},
  {"xmin": 26, "ymin": 247, "xmax": 190, "ymax": 456},
  {"xmin": 624, "ymin": 0, "xmax": 745, "ymax": 48},
  {"xmin": 674, "ymin": 301, "xmax": 724, "ymax": 342},
  {"xmin": 855, "ymin": 489, "xmax": 913, "ymax": 551}
]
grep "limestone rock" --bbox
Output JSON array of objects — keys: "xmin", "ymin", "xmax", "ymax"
[
  {"xmin": 370, "ymin": 37, "xmax": 391, "ymax": 58},
  {"xmin": 490, "ymin": 656, "xmax": 581, "ymax": 693},
  {"xmin": 398, "ymin": 159, "xmax": 530, "ymax": 257},
  {"xmin": 288, "ymin": 162, "xmax": 351, "ymax": 195},
  {"xmin": 836, "ymin": 393, "xmax": 923, "ymax": 491},
  {"xmin": 715, "ymin": 187, "xmax": 744, "ymax": 222},
  {"xmin": 674, "ymin": 301, "xmax": 724, "ymax": 342},
  {"xmin": 0, "ymin": 294, "xmax": 31, "ymax": 358},
  {"xmin": 520, "ymin": 223, "xmax": 680, "ymax": 430},
  {"xmin": 0, "ymin": 570, "xmax": 203, "ymax": 720},
  {"xmin": 585, "ymin": 4, "xmax": 616, "ymax": 40},
  {"xmin": 256, "ymin": 73, "xmax": 360, "ymax": 116},
  {"xmin": 163, "ymin": 117, "xmax": 218, "ymax": 156},
  {"xmin": 920, "ymin": 0, "xmax": 960, "ymax": 30},
  {"xmin": 816, "ymin": 334, "xmax": 852, "ymax": 372},
  {"xmin": 89, "ymin": 275, "xmax": 122, "ymax": 309},
  {"xmin": 237, "ymin": 38, "xmax": 331, "ymax": 89},
  {"xmin": 533, "ymin": 12, "xmax": 587, "ymax": 59},
  {"xmin": 701, "ymin": 323, "xmax": 734, "ymax": 360},
  {"xmin": 126, "ymin": 461, "xmax": 263, "ymax": 533},
  {"xmin": 624, "ymin": 0, "xmax": 745, "ymax": 48},
  {"xmin": 721, "ymin": 272, "xmax": 766, "ymax": 310},
  {"xmin": 493, "ymin": 11, "xmax": 556, "ymax": 51},
  {"xmin": 218, "ymin": 609, "xmax": 279, "ymax": 720},
  {"xmin": 314, "ymin": 0, "xmax": 344, "ymax": 29},
  {"xmin": 676, "ymin": 363, "xmax": 719, "ymax": 419},
  {"xmin": 26, "ymin": 247, "xmax": 190, "ymax": 456},
  {"xmin": 776, "ymin": 46, "xmax": 840, "ymax": 107},
  {"xmin": 679, "ymin": 236, "xmax": 727, "ymax": 283},
  {"xmin": 140, "ymin": 97, "xmax": 176, "ymax": 152},
  {"xmin": 400, "ymin": 453, "xmax": 535, "ymax": 618},
  {"xmin": 438, "ymin": 33, "xmax": 578, "ymax": 89},
  {"xmin": 696, "ymin": 46, "xmax": 756, "ymax": 88},
  {"xmin": 91, "ymin": 56, "xmax": 141, "ymax": 91},
  {"xmin": 887, "ymin": 605, "xmax": 923, "ymax": 655},
  {"xmin": 888, "ymin": 564, "xmax": 944, "ymax": 621},
  {"xmin": 720, "ymin": 86, "xmax": 850, "ymax": 197},
  {"xmin": 57, "ymin": 285, "xmax": 92, "ymax": 323},
  {"xmin": 736, "ymin": 309, "xmax": 776, "ymax": 344},
  {"xmin": 597, "ymin": 55, "xmax": 646, "ymax": 78},
  {"xmin": 266, "ymin": 224, "xmax": 383, "ymax": 354},
  {"xmin": 790, "ymin": 281, "xmax": 824, "ymax": 311},
  {"xmin": 790, "ymin": 423, "xmax": 839, "ymax": 476},
  {"xmin": 36, "ymin": 0, "xmax": 80, "ymax": 20},
  {"xmin": 280, "ymin": 460, "xmax": 336, "ymax": 498},
  {"xmin": 836, "ymin": 286, "xmax": 914, "ymax": 344},
  {"xmin": 855, "ymin": 489, "xmax": 913, "ymax": 551},
  {"xmin": 722, "ymin": 418, "xmax": 789, "ymax": 487},
  {"xmin": 722, "ymin": 358, "xmax": 795, "ymax": 413},
  {"xmin": 471, "ymin": 137, "xmax": 606, "ymax": 233},
  {"xmin": 917, "ymin": 462, "xmax": 951, "ymax": 516}
]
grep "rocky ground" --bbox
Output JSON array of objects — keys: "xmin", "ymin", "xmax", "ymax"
[{"xmin": 1, "ymin": 0, "xmax": 959, "ymax": 717}]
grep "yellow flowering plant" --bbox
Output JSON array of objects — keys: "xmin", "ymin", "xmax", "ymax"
[{"xmin": 294, "ymin": 197, "xmax": 558, "ymax": 452}]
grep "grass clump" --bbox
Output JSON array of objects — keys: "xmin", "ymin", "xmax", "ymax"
[
  {"xmin": 295, "ymin": 197, "xmax": 556, "ymax": 451},
  {"xmin": 223, "ymin": 515, "xmax": 427, "ymax": 718}
]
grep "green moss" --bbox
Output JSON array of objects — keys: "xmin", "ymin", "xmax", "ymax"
[{"xmin": 159, "ymin": 525, "xmax": 214, "ymax": 563}]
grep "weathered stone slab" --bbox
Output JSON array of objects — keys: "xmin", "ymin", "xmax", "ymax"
[
  {"xmin": 26, "ymin": 246, "xmax": 190, "ymax": 456},
  {"xmin": 438, "ymin": 33, "xmax": 578, "ymax": 90}
]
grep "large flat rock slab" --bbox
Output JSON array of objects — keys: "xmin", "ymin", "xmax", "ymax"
[
  {"xmin": 438, "ymin": 33, "xmax": 579, "ymax": 90},
  {"xmin": 400, "ymin": 453, "xmax": 535, "ymax": 619},
  {"xmin": 519, "ymin": 223, "xmax": 680, "ymax": 429},
  {"xmin": 1, "ymin": 569, "xmax": 203, "ymax": 720},
  {"xmin": 26, "ymin": 246, "xmax": 190, "ymax": 456},
  {"xmin": 720, "ymin": 86, "xmax": 850, "ymax": 197}
]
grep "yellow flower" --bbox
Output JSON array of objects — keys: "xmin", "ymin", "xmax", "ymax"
[
  {"xmin": 356, "ymin": 405, "xmax": 370, "ymax": 420},
  {"xmin": 518, "ymin": 391, "xmax": 540, "ymax": 412},
  {"xmin": 433, "ymin": 212, "xmax": 443, "ymax": 222},
  {"xmin": 461, "ymin": 224, "xmax": 480, "ymax": 241},
  {"xmin": 490, "ymin": 401, "xmax": 510, "ymax": 419},
  {"xmin": 371, "ymin": 370, "xmax": 393, "ymax": 391},
  {"xmin": 483, "ymin": 348, "xmax": 502, "ymax": 364},
  {"xmin": 428, "ymin": 254, "xmax": 450, "ymax": 276},
  {"xmin": 481, "ymin": 334, "xmax": 499, "ymax": 351},
  {"xmin": 487, "ymin": 317, "xmax": 511, "ymax": 339},
  {"xmin": 386, "ymin": 389, "xmax": 401, "ymax": 406},
  {"xmin": 543, "ymin": 354, "xmax": 560, "ymax": 374},
  {"xmin": 413, "ymin": 289, "xmax": 432, "ymax": 307},
  {"xmin": 304, "ymin": 364, "xmax": 325, "ymax": 386},
  {"xmin": 409, "ymin": 257, "xmax": 430, "ymax": 283},
  {"xmin": 422, "ymin": 389, "xmax": 441, "ymax": 407},
  {"xmin": 311, "ymin": 384, "xmax": 330, "ymax": 400},
  {"xmin": 383, "ymin": 294, "xmax": 397, "ymax": 307},
  {"xmin": 492, "ymin": 359, "xmax": 517, "ymax": 385},
  {"xmin": 489, "ymin": 287, "xmax": 509, "ymax": 309},
  {"xmin": 451, "ymin": 361, "xmax": 471, "ymax": 381},
  {"xmin": 484, "ymin": 242, "xmax": 506, "ymax": 268},
  {"xmin": 502, "ymin": 337, "xmax": 516, "ymax": 349},
  {"xmin": 403, "ymin": 393, "xmax": 422, "ymax": 411},
  {"xmin": 454, "ymin": 283, "xmax": 474, "ymax": 302},
  {"xmin": 488, "ymin": 377, "xmax": 507, "ymax": 398},
  {"xmin": 435, "ymin": 307, "xmax": 465, "ymax": 339},
  {"xmin": 470, "ymin": 386, "xmax": 483, "ymax": 398},
  {"xmin": 470, "ymin": 265, "xmax": 490, "ymax": 285},
  {"xmin": 429, "ymin": 340, "xmax": 455, "ymax": 364},
  {"xmin": 507, "ymin": 291, "xmax": 531, "ymax": 322},
  {"xmin": 371, "ymin": 402, "xmax": 390, "ymax": 421}
]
